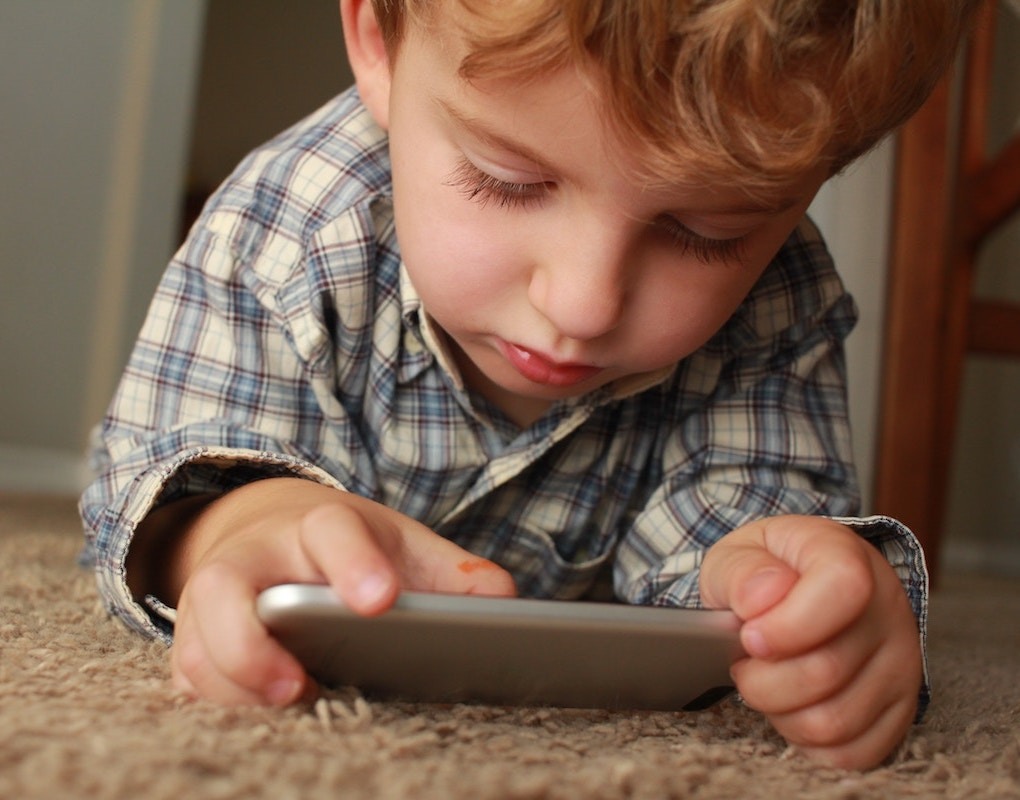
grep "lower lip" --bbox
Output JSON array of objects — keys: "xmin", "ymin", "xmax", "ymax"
[{"xmin": 500, "ymin": 342, "xmax": 602, "ymax": 387}]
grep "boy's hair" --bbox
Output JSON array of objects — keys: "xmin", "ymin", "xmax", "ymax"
[{"xmin": 371, "ymin": 0, "xmax": 978, "ymax": 198}]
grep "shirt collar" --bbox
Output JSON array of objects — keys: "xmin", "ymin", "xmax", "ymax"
[
  {"xmin": 609, "ymin": 365, "xmax": 676, "ymax": 399},
  {"xmin": 399, "ymin": 262, "xmax": 467, "ymax": 392}
]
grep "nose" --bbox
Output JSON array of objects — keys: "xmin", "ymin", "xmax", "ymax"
[{"xmin": 527, "ymin": 225, "xmax": 631, "ymax": 341}]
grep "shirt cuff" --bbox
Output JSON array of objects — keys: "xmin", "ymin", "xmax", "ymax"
[
  {"xmin": 830, "ymin": 514, "xmax": 931, "ymax": 720},
  {"xmin": 95, "ymin": 446, "xmax": 348, "ymax": 644}
]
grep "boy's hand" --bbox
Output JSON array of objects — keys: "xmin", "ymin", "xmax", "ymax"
[
  {"xmin": 699, "ymin": 515, "xmax": 922, "ymax": 771},
  {"xmin": 158, "ymin": 478, "xmax": 516, "ymax": 707}
]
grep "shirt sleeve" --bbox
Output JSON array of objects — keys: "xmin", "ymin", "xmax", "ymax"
[{"xmin": 78, "ymin": 206, "xmax": 370, "ymax": 642}]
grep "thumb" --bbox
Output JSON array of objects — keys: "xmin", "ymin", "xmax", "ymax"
[{"xmin": 699, "ymin": 539, "xmax": 798, "ymax": 622}]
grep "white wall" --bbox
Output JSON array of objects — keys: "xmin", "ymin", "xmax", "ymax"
[
  {"xmin": 809, "ymin": 143, "xmax": 894, "ymax": 514},
  {"xmin": 0, "ymin": 1, "xmax": 206, "ymax": 492}
]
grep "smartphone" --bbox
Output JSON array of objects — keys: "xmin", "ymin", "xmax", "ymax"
[{"xmin": 257, "ymin": 584, "xmax": 745, "ymax": 711}]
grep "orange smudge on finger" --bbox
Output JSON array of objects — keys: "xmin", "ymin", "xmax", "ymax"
[{"xmin": 457, "ymin": 559, "xmax": 500, "ymax": 574}]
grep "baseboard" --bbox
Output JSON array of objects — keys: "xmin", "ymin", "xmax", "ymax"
[{"xmin": 0, "ymin": 444, "xmax": 92, "ymax": 496}]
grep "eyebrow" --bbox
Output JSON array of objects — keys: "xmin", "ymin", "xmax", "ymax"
[
  {"xmin": 435, "ymin": 96, "xmax": 804, "ymax": 217},
  {"xmin": 434, "ymin": 96, "xmax": 560, "ymax": 175},
  {"xmin": 714, "ymin": 195, "xmax": 801, "ymax": 216},
  {"xmin": 655, "ymin": 179, "xmax": 802, "ymax": 218}
]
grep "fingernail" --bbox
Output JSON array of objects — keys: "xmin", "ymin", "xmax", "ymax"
[
  {"xmin": 266, "ymin": 678, "xmax": 303, "ymax": 706},
  {"xmin": 356, "ymin": 572, "xmax": 392, "ymax": 608},
  {"xmin": 742, "ymin": 626, "xmax": 772, "ymax": 658},
  {"xmin": 745, "ymin": 568, "xmax": 782, "ymax": 593}
]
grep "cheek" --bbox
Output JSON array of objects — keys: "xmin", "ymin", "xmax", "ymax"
[
  {"xmin": 395, "ymin": 204, "xmax": 521, "ymax": 300},
  {"xmin": 633, "ymin": 264, "xmax": 764, "ymax": 362},
  {"xmin": 391, "ymin": 168, "xmax": 527, "ymax": 304}
]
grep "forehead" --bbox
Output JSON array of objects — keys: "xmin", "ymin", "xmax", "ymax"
[
  {"xmin": 398, "ymin": 30, "xmax": 820, "ymax": 218},
  {"xmin": 399, "ymin": 2, "xmax": 828, "ymax": 207},
  {"xmin": 410, "ymin": 0, "xmax": 858, "ymax": 202}
]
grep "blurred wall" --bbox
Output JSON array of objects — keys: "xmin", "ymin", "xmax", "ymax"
[
  {"xmin": 0, "ymin": 0, "xmax": 206, "ymax": 491},
  {"xmin": 0, "ymin": 0, "xmax": 351, "ymax": 494},
  {"xmin": 185, "ymin": 0, "xmax": 353, "ymax": 195}
]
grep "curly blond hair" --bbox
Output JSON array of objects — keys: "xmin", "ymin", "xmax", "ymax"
[{"xmin": 370, "ymin": 0, "xmax": 978, "ymax": 197}]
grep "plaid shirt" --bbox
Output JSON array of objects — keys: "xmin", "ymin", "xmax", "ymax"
[{"xmin": 79, "ymin": 90, "xmax": 928, "ymax": 676}]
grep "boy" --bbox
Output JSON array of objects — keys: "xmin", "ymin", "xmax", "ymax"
[{"xmin": 80, "ymin": 0, "xmax": 977, "ymax": 770}]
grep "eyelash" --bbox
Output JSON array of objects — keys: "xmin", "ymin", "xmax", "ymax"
[
  {"xmin": 655, "ymin": 216, "xmax": 746, "ymax": 263},
  {"xmin": 445, "ymin": 158, "xmax": 746, "ymax": 262},
  {"xmin": 445, "ymin": 158, "xmax": 549, "ymax": 210}
]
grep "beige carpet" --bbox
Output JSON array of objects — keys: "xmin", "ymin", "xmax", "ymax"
[{"xmin": 2, "ymin": 494, "xmax": 1018, "ymax": 799}]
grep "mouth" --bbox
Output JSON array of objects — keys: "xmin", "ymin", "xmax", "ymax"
[{"xmin": 500, "ymin": 341, "xmax": 603, "ymax": 388}]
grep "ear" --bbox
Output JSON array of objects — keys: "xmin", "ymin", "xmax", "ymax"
[{"xmin": 340, "ymin": 0, "xmax": 392, "ymax": 130}]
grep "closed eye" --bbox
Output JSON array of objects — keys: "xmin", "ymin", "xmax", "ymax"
[
  {"xmin": 445, "ymin": 158, "xmax": 551, "ymax": 210},
  {"xmin": 445, "ymin": 157, "xmax": 748, "ymax": 262},
  {"xmin": 655, "ymin": 214, "xmax": 747, "ymax": 263}
]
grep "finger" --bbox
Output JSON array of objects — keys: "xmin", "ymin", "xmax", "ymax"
[
  {"xmin": 327, "ymin": 492, "xmax": 516, "ymax": 596},
  {"xmin": 171, "ymin": 657, "xmax": 198, "ymax": 697},
  {"xmin": 402, "ymin": 540, "xmax": 517, "ymax": 598},
  {"xmin": 297, "ymin": 502, "xmax": 401, "ymax": 615},
  {"xmin": 173, "ymin": 562, "xmax": 309, "ymax": 706},
  {"xmin": 300, "ymin": 501, "xmax": 516, "ymax": 605},
  {"xmin": 700, "ymin": 538, "xmax": 799, "ymax": 621},
  {"xmin": 735, "ymin": 560, "xmax": 920, "ymax": 715},
  {"xmin": 171, "ymin": 626, "xmax": 272, "ymax": 706},
  {"xmin": 732, "ymin": 518, "xmax": 876, "ymax": 659},
  {"xmin": 765, "ymin": 629, "xmax": 921, "ymax": 768},
  {"xmin": 732, "ymin": 619, "xmax": 880, "ymax": 714},
  {"xmin": 793, "ymin": 693, "xmax": 919, "ymax": 770}
]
